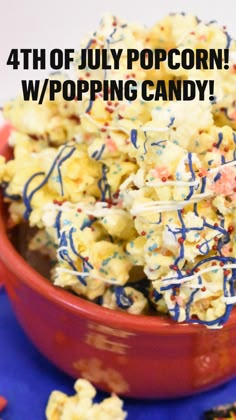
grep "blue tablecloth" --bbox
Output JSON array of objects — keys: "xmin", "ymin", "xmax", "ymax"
[{"xmin": 1, "ymin": 288, "xmax": 236, "ymax": 420}]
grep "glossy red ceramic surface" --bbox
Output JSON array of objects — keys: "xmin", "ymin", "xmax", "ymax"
[{"xmin": 0, "ymin": 125, "xmax": 236, "ymax": 398}]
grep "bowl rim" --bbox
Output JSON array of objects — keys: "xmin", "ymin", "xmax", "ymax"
[{"xmin": 1, "ymin": 125, "xmax": 235, "ymax": 335}]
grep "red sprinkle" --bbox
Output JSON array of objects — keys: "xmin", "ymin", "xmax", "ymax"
[
  {"xmin": 220, "ymin": 262, "xmax": 225, "ymax": 267},
  {"xmin": 53, "ymin": 199, "xmax": 65, "ymax": 206},
  {"xmin": 201, "ymin": 286, "xmax": 206, "ymax": 292},
  {"xmin": 178, "ymin": 237, "xmax": 184, "ymax": 244},
  {"xmin": 170, "ymin": 295, "xmax": 176, "ymax": 301},
  {"xmin": 224, "ymin": 269, "xmax": 231, "ymax": 276},
  {"xmin": 141, "ymin": 231, "xmax": 146, "ymax": 236},
  {"xmin": 212, "ymin": 245, "xmax": 218, "ymax": 251},
  {"xmin": 224, "ymin": 146, "xmax": 229, "ymax": 152},
  {"xmin": 196, "ymin": 244, "xmax": 200, "ymax": 249},
  {"xmin": 228, "ymin": 226, "xmax": 234, "ymax": 233},
  {"xmin": 194, "ymin": 268, "xmax": 200, "ymax": 273},
  {"xmin": 186, "ymin": 269, "xmax": 191, "ymax": 275},
  {"xmin": 214, "ymin": 223, "xmax": 219, "ymax": 227},
  {"xmin": 77, "ymin": 208, "xmax": 82, "ymax": 213},
  {"xmin": 162, "ymin": 177, "xmax": 167, "ymax": 182},
  {"xmin": 101, "ymin": 128, "xmax": 107, "ymax": 132},
  {"xmin": 212, "ymin": 262, "xmax": 217, "ymax": 266},
  {"xmin": 0, "ymin": 396, "xmax": 7, "ymax": 412}
]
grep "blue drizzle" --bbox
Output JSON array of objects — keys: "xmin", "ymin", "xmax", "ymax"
[
  {"xmin": 215, "ymin": 132, "xmax": 223, "ymax": 148},
  {"xmin": 91, "ymin": 144, "xmax": 105, "ymax": 160},
  {"xmin": 85, "ymin": 31, "xmax": 97, "ymax": 49},
  {"xmin": 143, "ymin": 133, "xmax": 148, "ymax": 155},
  {"xmin": 168, "ymin": 116, "xmax": 175, "ymax": 127},
  {"xmin": 233, "ymin": 133, "xmax": 236, "ymax": 160},
  {"xmin": 80, "ymin": 216, "xmax": 96, "ymax": 231},
  {"xmin": 130, "ymin": 129, "xmax": 139, "ymax": 149},
  {"xmin": 57, "ymin": 147, "xmax": 76, "ymax": 196},
  {"xmin": 225, "ymin": 31, "xmax": 232, "ymax": 48},
  {"xmin": 185, "ymin": 153, "xmax": 196, "ymax": 200},
  {"xmin": 221, "ymin": 155, "xmax": 226, "ymax": 164},
  {"xmin": 200, "ymin": 176, "xmax": 207, "ymax": 193},
  {"xmin": 114, "ymin": 286, "xmax": 133, "ymax": 309},
  {"xmin": 213, "ymin": 172, "xmax": 221, "ymax": 182},
  {"xmin": 85, "ymin": 99, "xmax": 93, "ymax": 113},
  {"xmin": 58, "ymin": 229, "xmax": 87, "ymax": 285},
  {"xmin": 55, "ymin": 211, "xmax": 62, "ymax": 239},
  {"xmin": 152, "ymin": 289, "xmax": 163, "ymax": 302},
  {"xmin": 98, "ymin": 164, "xmax": 111, "ymax": 201},
  {"xmin": 150, "ymin": 140, "xmax": 166, "ymax": 148},
  {"xmin": 23, "ymin": 145, "xmax": 76, "ymax": 219},
  {"xmin": 68, "ymin": 227, "xmax": 93, "ymax": 271}
]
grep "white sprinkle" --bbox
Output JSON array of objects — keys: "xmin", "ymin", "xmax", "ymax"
[
  {"xmin": 55, "ymin": 267, "xmax": 117, "ymax": 284},
  {"xmin": 208, "ymin": 160, "xmax": 236, "ymax": 174},
  {"xmin": 56, "ymin": 267, "xmax": 89, "ymax": 277},
  {"xmin": 161, "ymin": 264, "xmax": 236, "ymax": 287},
  {"xmin": 223, "ymin": 296, "xmax": 236, "ymax": 304},
  {"xmin": 140, "ymin": 126, "xmax": 169, "ymax": 132},
  {"xmin": 146, "ymin": 180, "xmax": 200, "ymax": 187}
]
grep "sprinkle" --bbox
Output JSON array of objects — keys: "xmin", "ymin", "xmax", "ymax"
[
  {"xmin": 0, "ymin": 396, "xmax": 8, "ymax": 413},
  {"xmin": 224, "ymin": 269, "xmax": 231, "ymax": 276}
]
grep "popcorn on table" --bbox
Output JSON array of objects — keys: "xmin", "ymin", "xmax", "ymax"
[
  {"xmin": 46, "ymin": 378, "xmax": 127, "ymax": 420},
  {"xmin": 0, "ymin": 13, "xmax": 236, "ymax": 328}
]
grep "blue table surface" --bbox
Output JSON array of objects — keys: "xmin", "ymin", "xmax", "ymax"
[{"xmin": 1, "ymin": 288, "xmax": 236, "ymax": 420}]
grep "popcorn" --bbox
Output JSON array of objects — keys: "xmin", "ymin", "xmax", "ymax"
[
  {"xmin": 45, "ymin": 378, "xmax": 127, "ymax": 420},
  {"xmin": 0, "ymin": 13, "xmax": 236, "ymax": 328}
]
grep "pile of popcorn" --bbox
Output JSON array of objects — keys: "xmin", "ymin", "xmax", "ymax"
[{"xmin": 0, "ymin": 13, "xmax": 236, "ymax": 328}]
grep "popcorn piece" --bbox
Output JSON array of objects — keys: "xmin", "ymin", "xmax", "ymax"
[{"xmin": 45, "ymin": 378, "xmax": 127, "ymax": 420}]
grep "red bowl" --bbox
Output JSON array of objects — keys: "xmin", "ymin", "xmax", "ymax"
[{"xmin": 0, "ymin": 125, "xmax": 236, "ymax": 398}]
